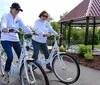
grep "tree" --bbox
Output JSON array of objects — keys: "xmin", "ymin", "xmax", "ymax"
[
  {"xmin": 88, "ymin": 28, "xmax": 98, "ymax": 45},
  {"xmin": 48, "ymin": 21, "xmax": 59, "ymax": 40},
  {"xmin": 47, "ymin": 14, "xmax": 53, "ymax": 22},
  {"xmin": 50, "ymin": 21, "xmax": 59, "ymax": 33},
  {"xmin": 71, "ymin": 27, "xmax": 80, "ymax": 40},
  {"xmin": 60, "ymin": 11, "xmax": 68, "ymax": 19}
]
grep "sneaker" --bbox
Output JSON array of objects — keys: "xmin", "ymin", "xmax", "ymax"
[
  {"xmin": 46, "ymin": 66, "xmax": 53, "ymax": 72},
  {"xmin": 2, "ymin": 72, "xmax": 10, "ymax": 84}
]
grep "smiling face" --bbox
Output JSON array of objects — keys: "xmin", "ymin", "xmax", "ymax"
[{"xmin": 40, "ymin": 13, "xmax": 48, "ymax": 21}]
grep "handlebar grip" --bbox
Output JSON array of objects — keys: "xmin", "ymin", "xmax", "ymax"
[
  {"xmin": 43, "ymin": 35, "xmax": 46, "ymax": 37},
  {"xmin": 9, "ymin": 29, "xmax": 15, "ymax": 32}
]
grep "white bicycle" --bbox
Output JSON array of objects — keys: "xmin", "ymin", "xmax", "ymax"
[
  {"xmin": 0, "ymin": 29, "xmax": 49, "ymax": 85},
  {"xmin": 35, "ymin": 35, "xmax": 80, "ymax": 84}
]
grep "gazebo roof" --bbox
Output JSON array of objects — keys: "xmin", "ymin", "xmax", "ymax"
[{"xmin": 59, "ymin": 0, "xmax": 100, "ymax": 27}]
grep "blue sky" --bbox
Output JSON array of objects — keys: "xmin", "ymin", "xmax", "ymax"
[{"xmin": 0, "ymin": 0, "xmax": 83, "ymax": 26}]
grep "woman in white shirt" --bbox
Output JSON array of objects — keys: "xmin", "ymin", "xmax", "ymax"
[
  {"xmin": 32, "ymin": 10, "xmax": 57, "ymax": 72},
  {"xmin": 1, "ymin": 2, "xmax": 32, "ymax": 84}
]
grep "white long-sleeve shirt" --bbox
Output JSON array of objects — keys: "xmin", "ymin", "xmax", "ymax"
[
  {"xmin": 0, "ymin": 12, "xmax": 32, "ymax": 41},
  {"xmin": 32, "ymin": 19, "xmax": 57, "ymax": 43}
]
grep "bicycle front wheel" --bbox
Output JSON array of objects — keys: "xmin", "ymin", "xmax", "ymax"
[
  {"xmin": 52, "ymin": 53, "xmax": 80, "ymax": 84},
  {"xmin": 0, "ymin": 51, "xmax": 7, "ymax": 76},
  {"xmin": 20, "ymin": 60, "xmax": 49, "ymax": 85}
]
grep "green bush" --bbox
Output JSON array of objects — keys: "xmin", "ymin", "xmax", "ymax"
[
  {"xmin": 88, "ymin": 34, "xmax": 98, "ymax": 45},
  {"xmin": 59, "ymin": 45, "xmax": 66, "ymax": 52},
  {"xmin": 77, "ymin": 45, "xmax": 91, "ymax": 55},
  {"xmin": 84, "ymin": 52, "xmax": 94, "ymax": 60}
]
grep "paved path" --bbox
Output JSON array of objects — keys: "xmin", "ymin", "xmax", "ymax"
[
  {"xmin": 0, "ymin": 65, "xmax": 100, "ymax": 85},
  {"xmin": 0, "ymin": 49, "xmax": 100, "ymax": 85}
]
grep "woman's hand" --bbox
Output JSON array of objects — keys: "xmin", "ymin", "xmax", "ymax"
[{"xmin": 2, "ymin": 28, "xmax": 9, "ymax": 33}]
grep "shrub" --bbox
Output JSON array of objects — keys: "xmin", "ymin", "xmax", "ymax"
[
  {"xmin": 59, "ymin": 45, "xmax": 66, "ymax": 52},
  {"xmin": 88, "ymin": 34, "xmax": 98, "ymax": 45},
  {"xmin": 84, "ymin": 52, "xmax": 94, "ymax": 60},
  {"xmin": 77, "ymin": 45, "xmax": 91, "ymax": 55}
]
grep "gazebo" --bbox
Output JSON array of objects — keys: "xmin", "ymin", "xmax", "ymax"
[{"xmin": 59, "ymin": 0, "xmax": 100, "ymax": 50}]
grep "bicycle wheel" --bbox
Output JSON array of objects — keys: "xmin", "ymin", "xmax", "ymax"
[
  {"xmin": 20, "ymin": 60, "xmax": 49, "ymax": 85},
  {"xmin": 52, "ymin": 53, "xmax": 80, "ymax": 84},
  {"xmin": 0, "ymin": 51, "xmax": 7, "ymax": 76}
]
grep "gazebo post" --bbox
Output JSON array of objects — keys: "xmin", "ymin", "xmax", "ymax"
[
  {"xmin": 68, "ymin": 23, "xmax": 71, "ymax": 48},
  {"xmin": 59, "ymin": 22, "xmax": 63, "ymax": 46},
  {"xmin": 84, "ymin": 17, "xmax": 89, "ymax": 45},
  {"xmin": 92, "ymin": 17, "xmax": 96, "ymax": 50}
]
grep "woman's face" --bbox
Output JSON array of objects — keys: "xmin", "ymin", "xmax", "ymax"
[
  {"xmin": 41, "ymin": 13, "xmax": 48, "ymax": 21},
  {"xmin": 11, "ymin": 8, "xmax": 20, "ymax": 17}
]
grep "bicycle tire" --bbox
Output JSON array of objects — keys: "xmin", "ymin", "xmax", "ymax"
[
  {"xmin": 0, "ymin": 51, "xmax": 6, "ymax": 76},
  {"xmin": 20, "ymin": 60, "xmax": 49, "ymax": 85},
  {"xmin": 52, "ymin": 53, "xmax": 80, "ymax": 84}
]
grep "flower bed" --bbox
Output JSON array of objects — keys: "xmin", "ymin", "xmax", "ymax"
[{"xmin": 68, "ymin": 53, "xmax": 100, "ymax": 71}]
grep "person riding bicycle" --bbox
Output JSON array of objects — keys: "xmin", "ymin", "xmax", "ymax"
[
  {"xmin": 32, "ymin": 10, "xmax": 57, "ymax": 72},
  {"xmin": 0, "ymin": 2, "xmax": 32, "ymax": 84}
]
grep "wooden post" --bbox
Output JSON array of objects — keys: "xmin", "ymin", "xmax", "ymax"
[
  {"xmin": 59, "ymin": 22, "xmax": 63, "ymax": 46},
  {"xmin": 92, "ymin": 17, "xmax": 95, "ymax": 50},
  {"xmin": 68, "ymin": 23, "xmax": 71, "ymax": 48}
]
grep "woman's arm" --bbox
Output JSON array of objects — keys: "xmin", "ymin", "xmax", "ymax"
[
  {"xmin": 0, "ymin": 14, "xmax": 8, "ymax": 32},
  {"xmin": 19, "ymin": 19, "xmax": 32, "ymax": 33},
  {"xmin": 47, "ymin": 22, "xmax": 57, "ymax": 35}
]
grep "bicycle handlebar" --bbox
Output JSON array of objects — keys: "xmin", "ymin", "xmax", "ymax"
[
  {"xmin": 8, "ymin": 29, "xmax": 38, "ymax": 35},
  {"xmin": 49, "ymin": 34, "xmax": 62, "ymax": 37},
  {"xmin": 7, "ymin": 29, "xmax": 61, "ymax": 37}
]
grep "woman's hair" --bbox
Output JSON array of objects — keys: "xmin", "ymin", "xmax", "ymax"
[{"xmin": 39, "ymin": 10, "xmax": 48, "ymax": 18}]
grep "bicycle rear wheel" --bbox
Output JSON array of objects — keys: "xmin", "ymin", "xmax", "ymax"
[
  {"xmin": 52, "ymin": 53, "xmax": 80, "ymax": 84},
  {"xmin": 20, "ymin": 60, "xmax": 49, "ymax": 85}
]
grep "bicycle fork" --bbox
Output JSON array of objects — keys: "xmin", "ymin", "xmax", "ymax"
[
  {"xmin": 57, "ymin": 53, "xmax": 67, "ymax": 70},
  {"xmin": 24, "ymin": 57, "xmax": 37, "ymax": 84}
]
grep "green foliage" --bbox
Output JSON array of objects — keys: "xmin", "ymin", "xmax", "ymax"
[
  {"xmin": 84, "ymin": 52, "xmax": 94, "ymax": 60},
  {"xmin": 18, "ymin": 28, "xmax": 23, "ymax": 44},
  {"xmin": 78, "ymin": 28, "xmax": 85, "ymax": 41},
  {"xmin": 50, "ymin": 21, "xmax": 59, "ymax": 33},
  {"xmin": 49, "ymin": 21, "xmax": 59, "ymax": 40},
  {"xmin": 77, "ymin": 45, "xmax": 91, "ymax": 55},
  {"xmin": 47, "ymin": 14, "xmax": 53, "ymax": 22},
  {"xmin": 18, "ymin": 28, "xmax": 32, "ymax": 45},
  {"xmin": 71, "ymin": 28, "xmax": 80, "ymax": 40},
  {"xmin": 63, "ymin": 26, "xmax": 68, "ymax": 40},
  {"xmin": 77, "ymin": 45, "xmax": 94, "ymax": 60},
  {"xmin": 88, "ymin": 34, "xmax": 98, "ymax": 45},
  {"xmin": 96, "ymin": 29, "xmax": 100, "ymax": 43},
  {"xmin": 94, "ymin": 44, "xmax": 100, "ymax": 48},
  {"xmin": 60, "ymin": 11, "xmax": 68, "ymax": 19},
  {"xmin": 59, "ymin": 45, "xmax": 66, "ymax": 52},
  {"xmin": 24, "ymin": 34, "xmax": 32, "ymax": 39},
  {"xmin": 87, "ymin": 28, "xmax": 98, "ymax": 45}
]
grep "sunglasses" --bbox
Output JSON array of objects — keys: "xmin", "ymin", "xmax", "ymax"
[{"xmin": 42, "ymin": 15, "xmax": 48, "ymax": 18}]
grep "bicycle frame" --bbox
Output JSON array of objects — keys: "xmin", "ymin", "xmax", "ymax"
[
  {"xmin": 0, "ymin": 33, "xmax": 36, "ymax": 84},
  {"xmin": 38, "ymin": 35, "xmax": 66, "ymax": 68},
  {"xmin": 19, "ymin": 33, "xmax": 36, "ymax": 84}
]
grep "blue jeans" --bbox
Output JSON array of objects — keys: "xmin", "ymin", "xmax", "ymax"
[
  {"xmin": 1, "ymin": 41, "xmax": 21, "ymax": 72},
  {"xmin": 32, "ymin": 40, "xmax": 50, "ymax": 67}
]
